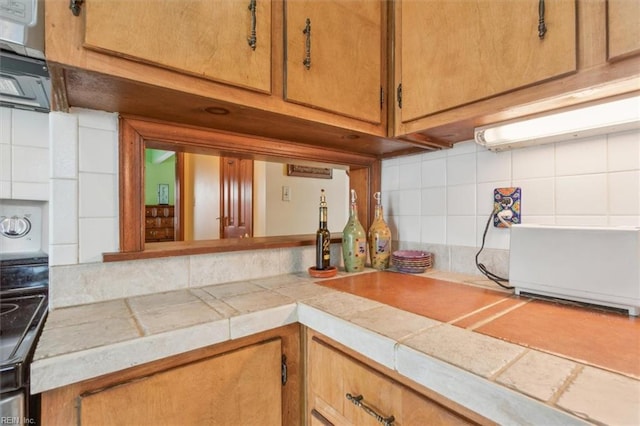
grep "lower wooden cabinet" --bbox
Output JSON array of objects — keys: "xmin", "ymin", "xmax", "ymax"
[
  {"xmin": 41, "ymin": 324, "xmax": 301, "ymax": 426},
  {"xmin": 306, "ymin": 330, "xmax": 491, "ymax": 426},
  {"xmin": 80, "ymin": 339, "xmax": 281, "ymax": 425}
]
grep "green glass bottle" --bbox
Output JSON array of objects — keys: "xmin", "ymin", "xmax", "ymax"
[
  {"xmin": 315, "ymin": 189, "xmax": 331, "ymax": 270},
  {"xmin": 342, "ymin": 189, "xmax": 366, "ymax": 272},
  {"xmin": 368, "ymin": 191, "xmax": 392, "ymax": 270}
]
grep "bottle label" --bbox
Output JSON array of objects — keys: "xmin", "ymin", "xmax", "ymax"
[
  {"xmin": 375, "ymin": 237, "xmax": 390, "ymax": 254},
  {"xmin": 356, "ymin": 239, "xmax": 366, "ymax": 256},
  {"xmin": 323, "ymin": 238, "xmax": 330, "ymax": 254}
]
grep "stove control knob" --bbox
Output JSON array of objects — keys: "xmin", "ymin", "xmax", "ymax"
[{"xmin": 0, "ymin": 215, "xmax": 32, "ymax": 239}]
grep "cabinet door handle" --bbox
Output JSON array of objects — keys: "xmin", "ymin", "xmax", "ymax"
[
  {"xmin": 346, "ymin": 393, "xmax": 395, "ymax": 426},
  {"xmin": 303, "ymin": 18, "xmax": 312, "ymax": 69},
  {"xmin": 247, "ymin": 0, "xmax": 257, "ymax": 50},
  {"xmin": 538, "ymin": 0, "xmax": 547, "ymax": 39}
]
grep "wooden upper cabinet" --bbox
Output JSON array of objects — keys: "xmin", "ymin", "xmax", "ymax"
[
  {"xmin": 397, "ymin": 0, "xmax": 577, "ymax": 123},
  {"xmin": 83, "ymin": 0, "xmax": 272, "ymax": 93},
  {"xmin": 607, "ymin": 0, "xmax": 640, "ymax": 61},
  {"xmin": 284, "ymin": 0, "xmax": 384, "ymax": 124}
]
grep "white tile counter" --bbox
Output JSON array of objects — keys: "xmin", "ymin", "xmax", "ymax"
[{"xmin": 31, "ymin": 270, "xmax": 639, "ymax": 425}]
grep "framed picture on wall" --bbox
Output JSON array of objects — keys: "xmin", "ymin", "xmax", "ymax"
[
  {"xmin": 286, "ymin": 164, "xmax": 332, "ymax": 179},
  {"xmin": 158, "ymin": 183, "xmax": 170, "ymax": 205}
]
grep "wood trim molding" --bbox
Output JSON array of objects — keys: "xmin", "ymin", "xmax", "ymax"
[{"xmin": 114, "ymin": 116, "xmax": 380, "ymax": 259}]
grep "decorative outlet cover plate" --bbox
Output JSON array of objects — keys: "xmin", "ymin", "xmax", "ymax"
[{"xmin": 494, "ymin": 187, "xmax": 521, "ymax": 228}]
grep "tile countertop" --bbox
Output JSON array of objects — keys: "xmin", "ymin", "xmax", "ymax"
[{"xmin": 31, "ymin": 270, "xmax": 639, "ymax": 426}]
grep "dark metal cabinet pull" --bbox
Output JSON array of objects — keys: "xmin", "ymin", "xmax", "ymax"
[
  {"xmin": 538, "ymin": 0, "xmax": 547, "ymax": 39},
  {"xmin": 303, "ymin": 18, "xmax": 312, "ymax": 69},
  {"xmin": 346, "ymin": 393, "xmax": 395, "ymax": 426},
  {"xmin": 247, "ymin": 0, "xmax": 257, "ymax": 50},
  {"xmin": 69, "ymin": 0, "xmax": 84, "ymax": 16}
]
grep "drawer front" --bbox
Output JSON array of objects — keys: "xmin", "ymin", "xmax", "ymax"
[
  {"xmin": 308, "ymin": 337, "xmax": 478, "ymax": 426},
  {"xmin": 145, "ymin": 206, "xmax": 175, "ymax": 218},
  {"xmin": 309, "ymin": 338, "xmax": 400, "ymax": 425},
  {"xmin": 145, "ymin": 227, "xmax": 174, "ymax": 241}
]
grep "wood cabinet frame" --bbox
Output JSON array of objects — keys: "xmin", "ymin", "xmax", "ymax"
[
  {"xmin": 41, "ymin": 324, "xmax": 302, "ymax": 425},
  {"xmin": 108, "ymin": 116, "xmax": 381, "ymax": 261}
]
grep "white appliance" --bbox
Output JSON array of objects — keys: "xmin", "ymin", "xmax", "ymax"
[{"xmin": 509, "ymin": 225, "xmax": 640, "ymax": 315}]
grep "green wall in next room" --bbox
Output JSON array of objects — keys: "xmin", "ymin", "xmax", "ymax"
[{"xmin": 145, "ymin": 149, "xmax": 175, "ymax": 205}]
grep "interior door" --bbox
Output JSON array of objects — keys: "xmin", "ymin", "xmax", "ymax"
[{"xmin": 221, "ymin": 157, "xmax": 254, "ymax": 238}]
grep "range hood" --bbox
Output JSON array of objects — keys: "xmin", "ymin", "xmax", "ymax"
[{"xmin": 0, "ymin": 0, "xmax": 50, "ymax": 112}]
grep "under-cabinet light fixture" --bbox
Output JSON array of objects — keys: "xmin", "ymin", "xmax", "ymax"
[{"xmin": 474, "ymin": 95, "xmax": 640, "ymax": 151}]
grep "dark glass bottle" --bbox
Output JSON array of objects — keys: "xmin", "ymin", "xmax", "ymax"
[{"xmin": 315, "ymin": 189, "xmax": 331, "ymax": 270}]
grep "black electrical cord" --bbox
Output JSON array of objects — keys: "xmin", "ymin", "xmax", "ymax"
[{"xmin": 475, "ymin": 207, "xmax": 514, "ymax": 290}]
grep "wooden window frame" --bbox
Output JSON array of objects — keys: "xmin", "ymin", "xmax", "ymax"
[{"xmin": 107, "ymin": 116, "xmax": 380, "ymax": 262}]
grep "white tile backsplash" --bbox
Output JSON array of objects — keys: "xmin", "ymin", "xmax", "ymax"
[
  {"xmin": 556, "ymin": 174, "xmax": 608, "ymax": 215},
  {"xmin": 12, "ymin": 146, "xmax": 48, "ymax": 182},
  {"xmin": 421, "ymin": 216, "xmax": 446, "ymax": 244},
  {"xmin": 607, "ymin": 130, "xmax": 640, "ymax": 172},
  {"xmin": 0, "ymin": 108, "xmax": 11, "ymax": 145},
  {"xmin": 421, "ymin": 187, "xmax": 446, "ymax": 216},
  {"xmin": 75, "ymin": 108, "xmax": 118, "ymax": 131},
  {"xmin": 12, "ymin": 182, "xmax": 49, "ymax": 200},
  {"xmin": 381, "ymin": 162, "xmax": 399, "ymax": 191},
  {"xmin": 0, "ymin": 144, "xmax": 11, "ymax": 182},
  {"xmin": 399, "ymin": 188, "xmax": 421, "ymax": 215},
  {"xmin": 79, "ymin": 217, "xmax": 118, "ymax": 263},
  {"xmin": 608, "ymin": 171, "xmax": 640, "ymax": 215},
  {"xmin": 555, "ymin": 135, "xmax": 607, "ymax": 176},
  {"xmin": 78, "ymin": 172, "xmax": 117, "ymax": 218},
  {"xmin": 12, "ymin": 109, "xmax": 49, "ymax": 148},
  {"xmin": 512, "ymin": 144, "xmax": 555, "ymax": 179},
  {"xmin": 512, "ymin": 178, "xmax": 555, "ymax": 216},
  {"xmin": 476, "ymin": 150, "xmax": 511, "ymax": 183},
  {"xmin": 79, "ymin": 127, "xmax": 117, "ymax": 173},
  {"xmin": 398, "ymin": 161, "xmax": 421, "ymax": 189},
  {"xmin": 421, "ymin": 157, "xmax": 446, "ymax": 187},
  {"xmin": 447, "ymin": 184, "xmax": 476, "ymax": 215},
  {"xmin": 1, "ymin": 107, "xmax": 50, "ymax": 201},
  {"xmin": 50, "ymin": 179, "xmax": 78, "ymax": 245},
  {"xmin": 385, "ymin": 128, "xmax": 640, "ymax": 276},
  {"xmin": 447, "ymin": 216, "xmax": 476, "ymax": 247},
  {"xmin": 49, "ymin": 111, "xmax": 78, "ymax": 179},
  {"xmin": 447, "ymin": 153, "xmax": 476, "ymax": 185}
]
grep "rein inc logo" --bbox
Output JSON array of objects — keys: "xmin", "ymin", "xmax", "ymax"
[{"xmin": 1, "ymin": 417, "xmax": 36, "ymax": 425}]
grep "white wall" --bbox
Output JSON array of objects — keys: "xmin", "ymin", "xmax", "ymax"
[
  {"xmin": 262, "ymin": 162, "xmax": 349, "ymax": 236},
  {"xmin": 382, "ymin": 129, "xmax": 640, "ymax": 273}
]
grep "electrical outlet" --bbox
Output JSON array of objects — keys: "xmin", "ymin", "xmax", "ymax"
[{"xmin": 493, "ymin": 187, "xmax": 521, "ymax": 228}]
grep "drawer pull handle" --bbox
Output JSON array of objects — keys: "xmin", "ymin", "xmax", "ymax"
[{"xmin": 346, "ymin": 393, "xmax": 395, "ymax": 426}]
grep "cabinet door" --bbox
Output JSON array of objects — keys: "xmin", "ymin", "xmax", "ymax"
[
  {"xmin": 285, "ymin": 0, "xmax": 383, "ymax": 124},
  {"xmin": 607, "ymin": 0, "xmax": 640, "ymax": 61},
  {"xmin": 398, "ymin": 0, "xmax": 577, "ymax": 122},
  {"xmin": 79, "ymin": 339, "xmax": 282, "ymax": 425},
  {"xmin": 83, "ymin": 0, "xmax": 272, "ymax": 93}
]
